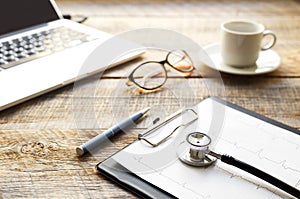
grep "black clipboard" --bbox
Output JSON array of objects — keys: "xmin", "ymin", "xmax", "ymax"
[{"xmin": 96, "ymin": 97, "xmax": 300, "ymax": 198}]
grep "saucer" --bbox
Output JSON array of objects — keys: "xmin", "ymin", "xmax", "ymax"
[{"xmin": 203, "ymin": 43, "xmax": 281, "ymax": 75}]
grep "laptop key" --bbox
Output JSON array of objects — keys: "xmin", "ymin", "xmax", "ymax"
[
  {"xmin": 3, "ymin": 41, "xmax": 13, "ymax": 46},
  {"xmin": 35, "ymin": 46, "xmax": 46, "ymax": 52},
  {"xmin": 2, "ymin": 50, "xmax": 10, "ymax": 56},
  {"xmin": 6, "ymin": 55, "xmax": 18, "ymax": 62},
  {"xmin": 14, "ymin": 47, "xmax": 25, "ymax": 54},
  {"xmin": 13, "ymin": 38, "xmax": 22, "ymax": 43},
  {"xmin": 1, "ymin": 51, "xmax": 51, "ymax": 69},
  {"xmin": 16, "ymin": 53, "xmax": 28, "ymax": 59},
  {"xmin": 82, "ymin": 35, "xmax": 98, "ymax": 42},
  {"xmin": 65, "ymin": 40, "xmax": 82, "ymax": 48},
  {"xmin": 24, "ymin": 44, "xmax": 34, "ymax": 51},
  {"xmin": 0, "ymin": 46, "xmax": 8, "ymax": 52},
  {"xmin": 41, "ymin": 30, "xmax": 50, "ymax": 35},
  {"xmin": 0, "ymin": 26, "xmax": 93, "ymax": 69},
  {"xmin": 0, "ymin": 59, "xmax": 8, "ymax": 65},
  {"xmin": 27, "ymin": 49, "xmax": 36, "ymax": 56}
]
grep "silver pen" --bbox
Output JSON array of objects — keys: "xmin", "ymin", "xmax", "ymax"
[{"xmin": 76, "ymin": 107, "xmax": 150, "ymax": 156}]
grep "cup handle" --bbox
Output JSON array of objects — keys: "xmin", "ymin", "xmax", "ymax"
[{"xmin": 261, "ymin": 30, "xmax": 277, "ymax": 51}]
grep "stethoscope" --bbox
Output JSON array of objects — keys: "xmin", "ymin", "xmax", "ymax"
[{"xmin": 179, "ymin": 132, "xmax": 300, "ymax": 198}]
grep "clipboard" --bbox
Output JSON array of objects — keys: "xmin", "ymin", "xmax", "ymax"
[{"xmin": 96, "ymin": 97, "xmax": 300, "ymax": 198}]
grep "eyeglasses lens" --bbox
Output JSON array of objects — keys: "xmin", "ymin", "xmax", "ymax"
[
  {"xmin": 132, "ymin": 62, "xmax": 167, "ymax": 90},
  {"xmin": 167, "ymin": 50, "xmax": 194, "ymax": 72}
]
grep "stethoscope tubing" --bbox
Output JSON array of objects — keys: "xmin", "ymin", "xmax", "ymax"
[
  {"xmin": 219, "ymin": 154, "xmax": 300, "ymax": 198},
  {"xmin": 185, "ymin": 132, "xmax": 300, "ymax": 198}
]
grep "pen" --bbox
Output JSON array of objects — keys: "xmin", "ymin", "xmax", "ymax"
[{"xmin": 76, "ymin": 107, "xmax": 151, "ymax": 156}]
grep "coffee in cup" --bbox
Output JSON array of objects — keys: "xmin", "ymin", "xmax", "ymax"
[{"xmin": 221, "ymin": 20, "xmax": 276, "ymax": 67}]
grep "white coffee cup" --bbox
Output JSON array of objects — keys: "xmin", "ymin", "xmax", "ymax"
[{"xmin": 221, "ymin": 20, "xmax": 276, "ymax": 67}]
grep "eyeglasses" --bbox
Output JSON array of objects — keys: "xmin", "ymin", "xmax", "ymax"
[{"xmin": 126, "ymin": 50, "xmax": 195, "ymax": 93}]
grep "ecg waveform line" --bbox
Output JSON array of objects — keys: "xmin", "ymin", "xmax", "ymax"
[
  {"xmin": 259, "ymin": 127, "xmax": 300, "ymax": 150},
  {"xmin": 133, "ymin": 155, "xmax": 210, "ymax": 199},
  {"xmin": 131, "ymin": 136, "xmax": 298, "ymax": 199},
  {"xmin": 213, "ymin": 164, "xmax": 289, "ymax": 199},
  {"xmin": 125, "ymin": 113, "xmax": 300, "ymax": 199},
  {"xmin": 236, "ymin": 117, "xmax": 300, "ymax": 150},
  {"xmin": 296, "ymin": 180, "xmax": 300, "ymax": 188},
  {"xmin": 130, "ymin": 133, "xmax": 300, "ymax": 198},
  {"xmin": 219, "ymin": 137, "xmax": 300, "ymax": 177},
  {"xmin": 133, "ymin": 154, "xmax": 289, "ymax": 199}
]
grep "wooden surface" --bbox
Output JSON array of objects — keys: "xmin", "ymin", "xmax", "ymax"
[{"xmin": 0, "ymin": 0, "xmax": 299, "ymax": 198}]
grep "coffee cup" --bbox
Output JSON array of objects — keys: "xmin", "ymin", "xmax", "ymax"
[{"xmin": 221, "ymin": 20, "xmax": 276, "ymax": 67}]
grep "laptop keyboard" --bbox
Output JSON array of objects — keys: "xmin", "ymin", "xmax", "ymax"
[{"xmin": 0, "ymin": 26, "xmax": 97, "ymax": 69}]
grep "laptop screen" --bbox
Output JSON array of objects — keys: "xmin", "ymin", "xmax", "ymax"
[{"xmin": 0, "ymin": 0, "xmax": 59, "ymax": 36}]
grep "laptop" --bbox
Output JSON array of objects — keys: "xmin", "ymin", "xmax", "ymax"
[{"xmin": 0, "ymin": 0, "xmax": 143, "ymax": 111}]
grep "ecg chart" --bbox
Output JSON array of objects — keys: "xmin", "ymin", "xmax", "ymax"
[{"xmin": 113, "ymin": 98, "xmax": 300, "ymax": 199}]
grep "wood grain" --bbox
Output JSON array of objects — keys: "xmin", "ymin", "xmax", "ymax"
[
  {"xmin": 0, "ymin": 0, "xmax": 299, "ymax": 198},
  {"xmin": 0, "ymin": 78, "xmax": 299, "ymax": 129},
  {"xmin": 0, "ymin": 129, "xmax": 137, "ymax": 198},
  {"xmin": 57, "ymin": 0, "xmax": 300, "ymax": 77}
]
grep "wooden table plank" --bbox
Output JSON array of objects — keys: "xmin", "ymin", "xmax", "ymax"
[
  {"xmin": 86, "ymin": 35, "xmax": 300, "ymax": 77},
  {"xmin": 0, "ymin": 77, "xmax": 299, "ymax": 129},
  {"xmin": 56, "ymin": 0, "xmax": 300, "ymax": 18},
  {"xmin": 56, "ymin": 0, "xmax": 300, "ymax": 77},
  {"xmin": 0, "ymin": 129, "xmax": 137, "ymax": 198}
]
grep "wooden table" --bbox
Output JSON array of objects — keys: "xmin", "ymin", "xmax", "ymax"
[{"xmin": 0, "ymin": 0, "xmax": 299, "ymax": 198}]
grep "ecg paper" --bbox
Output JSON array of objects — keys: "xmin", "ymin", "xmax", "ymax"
[{"xmin": 113, "ymin": 98, "xmax": 300, "ymax": 199}]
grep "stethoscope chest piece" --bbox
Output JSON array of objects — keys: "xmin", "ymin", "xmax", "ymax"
[
  {"xmin": 179, "ymin": 132, "xmax": 217, "ymax": 167},
  {"xmin": 177, "ymin": 133, "xmax": 300, "ymax": 197}
]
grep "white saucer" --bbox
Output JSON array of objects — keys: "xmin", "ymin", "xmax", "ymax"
[{"xmin": 203, "ymin": 43, "xmax": 281, "ymax": 75}]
